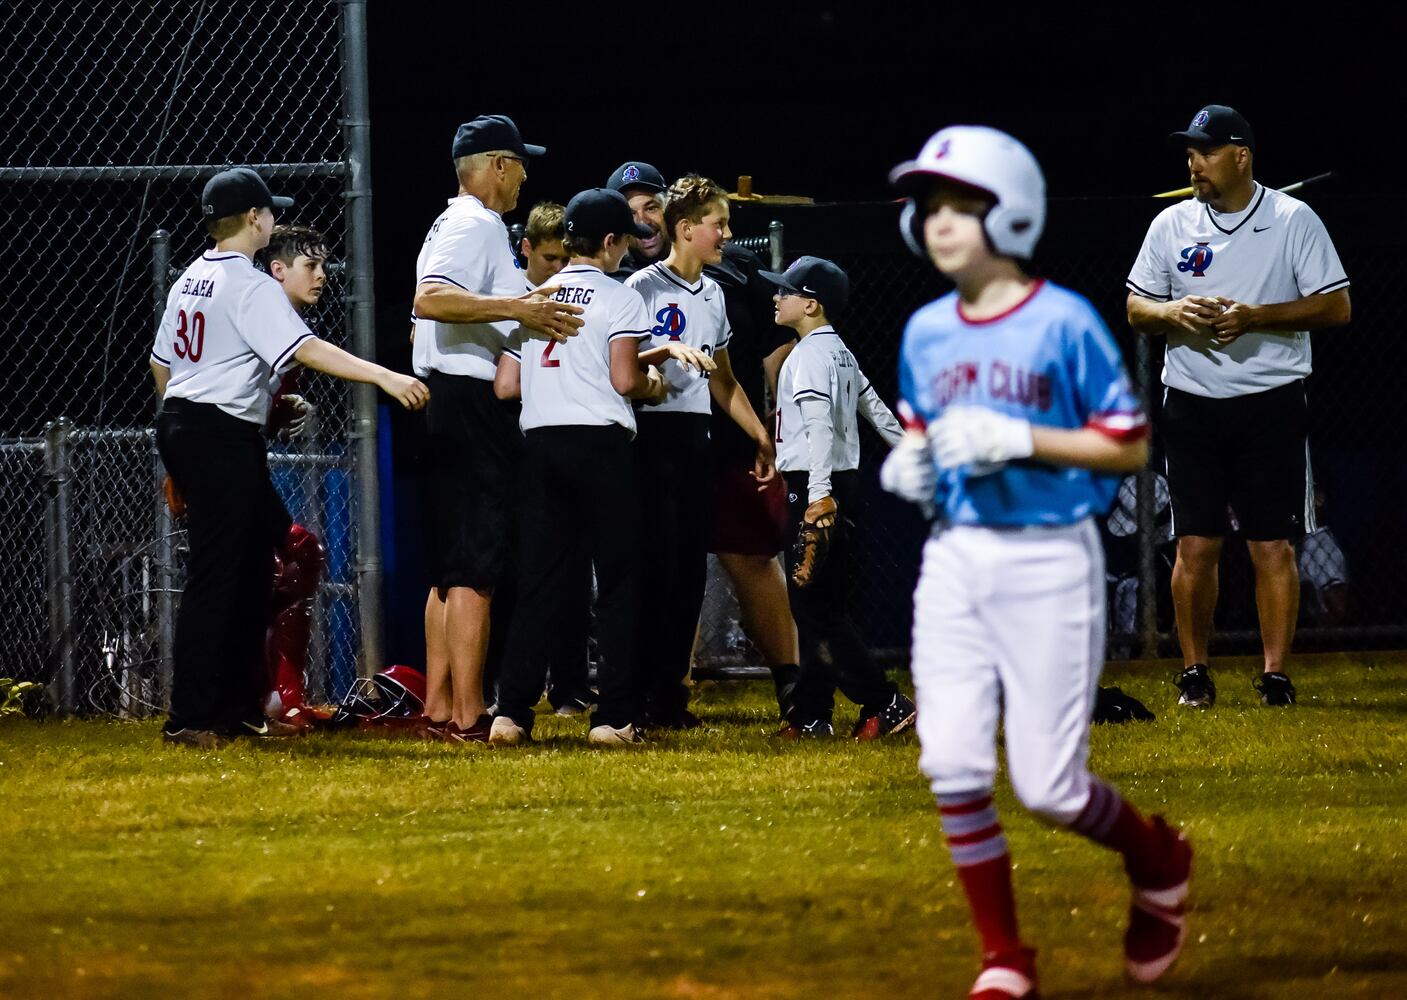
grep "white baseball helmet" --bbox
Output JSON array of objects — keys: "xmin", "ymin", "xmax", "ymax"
[{"xmin": 889, "ymin": 125, "xmax": 1046, "ymax": 259}]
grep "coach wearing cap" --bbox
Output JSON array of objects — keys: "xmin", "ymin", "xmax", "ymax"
[
  {"xmin": 1126, "ymin": 104, "xmax": 1351, "ymax": 710},
  {"xmin": 411, "ymin": 114, "xmax": 583, "ymax": 740}
]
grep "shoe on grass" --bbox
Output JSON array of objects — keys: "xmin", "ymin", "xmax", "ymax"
[
  {"xmin": 1125, "ymin": 816, "xmax": 1192, "ymax": 984},
  {"xmin": 1255, "ymin": 671, "xmax": 1296, "ymax": 706},
  {"xmin": 776, "ymin": 719, "xmax": 834, "ymax": 740},
  {"xmin": 969, "ymin": 946, "xmax": 1038, "ymax": 999},
  {"xmin": 554, "ymin": 693, "xmax": 596, "ymax": 717},
  {"xmin": 853, "ymin": 692, "xmax": 917, "ymax": 741},
  {"xmin": 1174, "ymin": 664, "xmax": 1215, "ymax": 708},
  {"xmin": 488, "ymin": 716, "xmax": 531, "ymax": 747},
  {"xmin": 162, "ymin": 727, "xmax": 230, "ymax": 750},
  {"xmin": 236, "ymin": 717, "xmax": 304, "ymax": 739},
  {"xmin": 587, "ymin": 722, "xmax": 643, "ymax": 745}
]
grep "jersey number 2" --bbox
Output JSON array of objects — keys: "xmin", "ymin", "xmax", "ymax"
[
  {"xmin": 539, "ymin": 340, "xmax": 561, "ymax": 368},
  {"xmin": 173, "ymin": 309, "xmax": 205, "ymax": 363}
]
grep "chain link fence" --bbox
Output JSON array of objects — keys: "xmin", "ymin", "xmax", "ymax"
[
  {"xmin": 0, "ymin": 1, "xmax": 379, "ymax": 715},
  {"xmin": 698, "ymin": 194, "xmax": 1406, "ymax": 669}
]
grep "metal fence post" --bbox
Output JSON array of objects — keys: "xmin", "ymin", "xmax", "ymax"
[
  {"xmin": 340, "ymin": 0, "xmax": 383, "ymax": 677},
  {"xmin": 43, "ymin": 417, "xmax": 77, "ymax": 715},
  {"xmin": 1133, "ymin": 334, "xmax": 1161, "ymax": 659},
  {"xmin": 767, "ymin": 220, "xmax": 784, "ymax": 271},
  {"xmin": 150, "ymin": 229, "xmax": 176, "ymax": 706}
]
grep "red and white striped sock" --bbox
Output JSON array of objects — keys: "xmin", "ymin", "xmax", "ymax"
[
  {"xmin": 938, "ymin": 790, "xmax": 1022, "ymax": 957},
  {"xmin": 1070, "ymin": 777, "xmax": 1164, "ymax": 884}
]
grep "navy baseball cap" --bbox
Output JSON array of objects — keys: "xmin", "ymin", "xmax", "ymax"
[
  {"xmin": 607, "ymin": 161, "xmax": 666, "ymax": 194},
  {"xmin": 1170, "ymin": 105, "xmax": 1255, "ymax": 152},
  {"xmin": 201, "ymin": 167, "xmax": 294, "ymax": 219},
  {"xmin": 565, "ymin": 188, "xmax": 655, "ymax": 241},
  {"xmin": 759, "ymin": 256, "xmax": 851, "ymax": 315},
  {"xmin": 451, "ymin": 114, "xmax": 546, "ymax": 159}
]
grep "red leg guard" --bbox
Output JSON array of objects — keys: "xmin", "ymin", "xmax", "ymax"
[{"xmin": 264, "ymin": 524, "xmax": 325, "ymax": 715}]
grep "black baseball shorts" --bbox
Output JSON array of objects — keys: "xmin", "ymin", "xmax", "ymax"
[
  {"xmin": 421, "ymin": 371, "xmax": 522, "ymax": 590},
  {"xmin": 1161, "ymin": 381, "xmax": 1312, "ymax": 541}
]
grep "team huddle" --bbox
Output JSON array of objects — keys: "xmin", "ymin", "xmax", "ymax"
[{"xmin": 150, "ymin": 104, "xmax": 1350, "ymax": 997}]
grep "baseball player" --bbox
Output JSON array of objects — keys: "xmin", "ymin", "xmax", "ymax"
[
  {"xmin": 151, "ymin": 167, "xmax": 427, "ymax": 749},
  {"xmin": 880, "ymin": 128, "xmax": 1190, "ymax": 997},
  {"xmin": 1126, "ymin": 105, "xmax": 1351, "ymax": 709},
  {"xmin": 411, "ymin": 114, "xmax": 584, "ymax": 743},
  {"xmin": 252, "ymin": 224, "xmax": 334, "ymax": 726},
  {"xmin": 609, "ymin": 161, "xmax": 803, "ymax": 718},
  {"xmin": 760, "ymin": 255, "xmax": 916, "ymax": 739},
  {"xmin": 487, "ymin": 188, "xmax": 714, "ymax": 745},
  {"xmin": 624, "ymin": 174, "xmax": 777, "ymax": 729}
]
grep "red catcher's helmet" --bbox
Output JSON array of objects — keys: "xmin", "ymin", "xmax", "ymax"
[{"xmin": 332, "ymin": 664, "xmax": 426, "ymax": 724}]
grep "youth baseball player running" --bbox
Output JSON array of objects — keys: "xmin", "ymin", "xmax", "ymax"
[
  {"xmin": 151, "ymin": 168, "xmax": 427, "ymax": 749},
  {"xmin": 761, "ymin": 256, "xmax": 916, "ymax": 739},
  {"xmin": 488, "ymin": 189, "xmax": 714, "ymax": 745},
  {"xmin": 625, "ymin": 174, "xmax": 777, "ymax": 729},
  {"xmin": 1126, "ymin": 105, "xmax": 1351, "ymax": 709},
  {"xmin": 880, "ymin": 128, "xmax": 1191, "ymax": 997}
]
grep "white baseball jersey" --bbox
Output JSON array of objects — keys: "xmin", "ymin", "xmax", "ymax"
[
  {"xmin": 775, "ymin": 327, "xmax": 902, "ymax": 501},
  {"xmin": 504, "ymin": 264, "xmax": 651, "ymax": 435},
  {"xmin": 625, "ymin": 262, "xmax": 732, "ymax": 414},
  {"xmin": 1127, "ymin": 183, "xmax": 1349, "ymax": 399},
  {"xmin": 412, "ymin": 194, "xmax": 523, "ymax": 380},
  {"xmin": 150, "ymin": 250, "xmax": 314, "ymax": 425}
]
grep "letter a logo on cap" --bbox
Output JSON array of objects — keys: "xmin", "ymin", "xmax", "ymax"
[{"xmin": 623, "ymin": 164, "xmax": 641, "ymax": 183}]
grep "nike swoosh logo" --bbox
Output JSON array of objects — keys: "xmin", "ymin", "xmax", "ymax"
[
  {"xmin": 1253, "ymin": 226, "xmax": 1272, "ymax": 233},
  {"xmin": 242, "ymin": 721, "xmax": 269, "ymax": 735},
  {"xmin": 1230, "ymin": 135, "xmax": 1244, "ymax": 140}
]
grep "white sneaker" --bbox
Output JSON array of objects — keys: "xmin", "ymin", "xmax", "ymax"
[
  {"xmin": 488, "ymin": 716, "xmax": 529, "ymax": 746},
  {"xmin": 587, "ymin": 722, "xmax": 643, "ymax": 745}
]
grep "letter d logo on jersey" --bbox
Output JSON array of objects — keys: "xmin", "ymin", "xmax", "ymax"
[
  {"xmin": 652, "ymin": 303, "xmax": 686, "ymax": 341},
  {"xmin": 1177, "ymin": 242, "xmax": 1214, "ymax": 277}
]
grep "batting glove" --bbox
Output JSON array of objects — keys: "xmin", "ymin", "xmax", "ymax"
[
  {"xmin": 880, "ymin": 431, "xmax": 937, "ymax": 508},
  {"xmin": 928, "ymin": 406, "xmax": 1034, "ymax": 472}
]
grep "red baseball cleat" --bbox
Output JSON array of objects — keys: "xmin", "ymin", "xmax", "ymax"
[
  {"xmin": 1125, "ymin": 816, "xmax": 1192, "ymax": 983},
  {"xmin": 969, "ymin": 946, "xmax": 1039, "ymax": 999}
]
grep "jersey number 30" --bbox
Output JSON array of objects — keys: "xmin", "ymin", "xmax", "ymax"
[{"xmin": 173, "ymin": 309, "xmax": 206, "ymax": 363}]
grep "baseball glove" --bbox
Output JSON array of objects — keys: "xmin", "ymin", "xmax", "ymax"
[
  {"xmin": 162, "ymin": 474, "xmax": 186, "ymax": 518},
  {"xmin": 791, "ymin": 496, "xmax": 838, "ymax": 588},
  {"xmin": 1092, "ymin": 686, "xmax": 1156, "ymax": 724}
]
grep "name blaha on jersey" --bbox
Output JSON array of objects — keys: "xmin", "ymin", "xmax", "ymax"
[
  {"xmin": 931, "ymin": 359, "xmax": 1053, "ymax": 411},
  {"xmin": 180, "ymin": 276, "xmax": 216, "ymax": 298}
]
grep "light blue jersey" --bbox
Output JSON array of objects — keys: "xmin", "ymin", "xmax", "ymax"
[{"xmin": 898, "ymin": 280, "xmax": 1147, "ymax": 527}]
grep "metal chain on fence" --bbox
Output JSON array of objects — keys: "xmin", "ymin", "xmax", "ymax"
[{"xmin": 0, "ymin": 1, "xmax": 378, "ymax": 715}]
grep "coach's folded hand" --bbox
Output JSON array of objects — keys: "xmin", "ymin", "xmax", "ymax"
[
  {"xmin": 663, "ymin": 342, "xmax": 717, "ymax": 373},
  {"xmin": 516, "ymin": 287, "xmax": 585, "ymax": 343},
  {"xmin": 928, "ymin": 406, "xmax": 1033, "ymax": 472},
  {"xmin": 1166, "ymin": 295, "xmax": 1221, "ymax": 337}
]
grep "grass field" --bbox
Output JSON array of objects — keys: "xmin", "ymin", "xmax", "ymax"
[{"xmin": 2, "ymin": 654, "xmax": 1405, "ymax": 999}]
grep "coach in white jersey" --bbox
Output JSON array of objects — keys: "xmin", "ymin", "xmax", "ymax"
[
  {"xmin": 150, "ymin": 168, "xmax": 427, "ymax": 748},
  {"xmin": 1127, "ymin": 105, "xmax": 1351, "ymax": 709},
  {"xmin": 409, "ymin": 115, "xmax": 584, "ymax": 742},
  {"xmin": 488, "ymin": 189, "xmax": 713, "ymax": 745},
  {"xmin": 762, "ymin": 256, "xmax": 915, "ymax": 739},
  {"xmin": 624, "ymin": 174, "xmax": 777, "ymax": 729}
]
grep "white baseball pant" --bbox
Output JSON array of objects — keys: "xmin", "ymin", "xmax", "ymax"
[{"xmin": 911, "ymin": 518, "xmax": 1105, "ymax": 824}]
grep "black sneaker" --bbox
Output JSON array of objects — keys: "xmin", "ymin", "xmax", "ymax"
[
  {"xmin": 777, "ymin": 719, "xmax": 834, "ymax": 740},
  {"xmin": 1255, "ymin": 671, "xmax": 1296, "ymax": 706},
  {"xmin": 853, "ymin": 692, "xmax": 918, "ymax": 741},
  {"xmin": 553, "ymin": 692, "xmax": 596, "ymax": 717},
  {"xmin": 1174, "ymin": 664, "xmax": 1215, "ymax": 708},
  {"xmin": 162, "ymin": 727, "xmax": 229, "ymax": 749},
  {"xmin": 644, "ymin": 708, "xmax": 703, "ymax": 731},
  {"xmin": 235, "ymin": 718, "xmax": 304, "ymax": 739}
]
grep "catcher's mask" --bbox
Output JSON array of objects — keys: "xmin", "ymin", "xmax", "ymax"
[{"xmin": 330, "ymin": 664, "xmax": 426, "ymax": 725}]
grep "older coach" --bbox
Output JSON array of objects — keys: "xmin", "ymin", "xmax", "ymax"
[
  {"xmin": 411, "ymin": 114, "xmax": 582, "ymax": 741},
  {"xmin": 1126, "ymin": 104, "xmax": 1350, "ymax": 709}
]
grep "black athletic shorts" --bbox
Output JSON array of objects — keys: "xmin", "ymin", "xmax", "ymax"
[
  {"xmin": 421, "ymin": 371, "xmax": 522, "ymax": 590},
  {"xmin": 1161, "ymin": 380, "xmax": 1312, "ymax": 541}
]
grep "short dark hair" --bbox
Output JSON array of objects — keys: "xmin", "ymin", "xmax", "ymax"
[
  {"xmin": 662, "ymin": 174, "xmax": 728, "ymax": 242},
  {"xmin": 562, "ymin": 231, "xmax": 606, "ymax": 257},
  {"xmin": 256, "ymin": 224, "xmax": 329, "ymax": 271}
]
